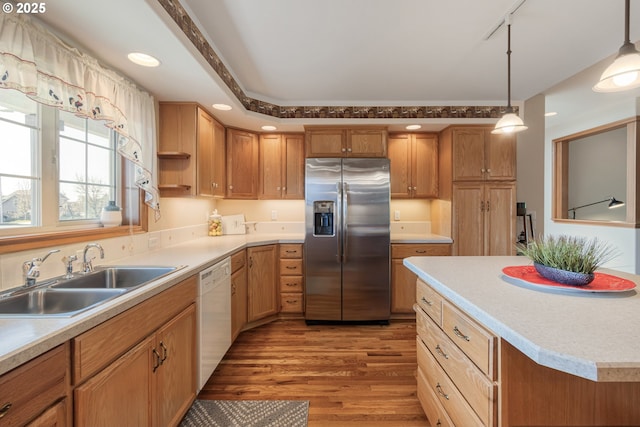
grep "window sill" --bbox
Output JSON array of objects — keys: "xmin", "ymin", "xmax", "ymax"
[{"xmin": 0, "ymin": 225, "xmax": 146, "ymax": 254}]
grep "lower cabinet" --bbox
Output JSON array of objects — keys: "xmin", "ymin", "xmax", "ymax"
[
  {"xmin": 72, "ymin": 276, "xmax": 197, "ymax": 427},
  {"xmin": 0, "ymin": 343, "xmax": 70, "ymax": 427},
  {"xmin": 230, "ymin": 249, "xmax": 248, "ymax": 341},
  {"xmin": 415, "ymin": 278, "xmax": 497, "ymax": 427},
  {"xmin": 279, "ymin": 244, "xmax": 304, "ymax": 315},
  {"xmin": 247, "ymin": 244, "xmax": 278, "ymax": 322},
  {"xmin": 391, "ymin": 244, "xmax": 451, "ymax": 315}
]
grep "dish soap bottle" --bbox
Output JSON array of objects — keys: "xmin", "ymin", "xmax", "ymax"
[{"xmin": 208, "ymin": 210, "xmax": 223, "ymax": 236}]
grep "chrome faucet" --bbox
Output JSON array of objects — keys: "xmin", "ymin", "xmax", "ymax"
[
  {"xmin": 82, "ymin": 243, "xmax": 104, "ymax": 273},
  {"xmin": 22, "ymin": 249, "xmax": 60, "ymax": 287}
]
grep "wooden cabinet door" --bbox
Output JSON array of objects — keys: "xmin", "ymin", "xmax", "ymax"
[
  {"xmin": 211, "ymin": 118, "xmax": 226, "ymax": 197},
  {"xmin": 74, "ymin": 337, "xmax": 154, "ymax": 427},
  {"xmin": 226, "ymin": 129, "xmax": 259, "ymax": 199},
  {"xmin": 412, "ymin": 134, "xmax": 438, "ymax": 198},
  {"xmin": 247, "ymin": 245, "xmax": 278, "ymax": 322},
  {"xmin": 388, "ymin": 134, "xmax": 412, "ymax": 198},
  {"xmin": 154, "ymin": 304, "xmax": 197, "ymax": 427},
  {"xmin": 452, "ymin": 128, "xmax": 485, "ymax": 181},
  {"xmin": 259, "ymin": 134, "xmax": 283, "ymax": 199},
  {"xmin": 231, "ymin": 265, "xmax": 247, "ymax": 341},
  {"xmin": 391, "ymin": 258, "xmax": 417, "ymax": 313},
  {"xmin": 305, "ymin": 129, "xmax": 345, "ymax": 157},
  {"xmin": 347, "ymin": 129, "xmax": 387, "ymax": 157},
  {"xmin": 25, "ymin": 399, "xmax": 67, "ymax": 427},
  {"xmin": 282, "ymin": 134, "xmax": 305, "ymax": 199},
  {"xmin": 196, "ymin": 107, "xmax": 215, "ymax": 196},
  {"xmin": 485, "ymin": 182, "xmax": 516, "ymax": 256},
  {"xmin": 485, "ymin": 130, "xmax": 516, "ymax": 181},
  {"xmin": 452, "ymin": 182, "xmax": 485, "ymax": 256}
]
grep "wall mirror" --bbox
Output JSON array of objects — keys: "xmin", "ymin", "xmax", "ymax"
[{"xmin": 552, "ymin": 117, "xmax": 639, "ymax": 226}]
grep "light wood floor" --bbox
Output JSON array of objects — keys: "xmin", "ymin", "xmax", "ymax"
[{"xmin": 198, "ymin": 319, "xmax": 430, "ymax": 426}]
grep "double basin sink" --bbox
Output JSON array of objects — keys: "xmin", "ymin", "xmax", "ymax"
[{"xmin": 0, "ymin": 266, "xmax": 179, "ymax": 318}]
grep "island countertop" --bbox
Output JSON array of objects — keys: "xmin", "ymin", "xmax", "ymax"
[{"xmin": 403, "ymin": 255, "xmax": 640, "ymax": 382}]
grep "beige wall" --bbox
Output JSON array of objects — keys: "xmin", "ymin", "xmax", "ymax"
[
  {"xmin": 148, "ymin": 197, "xmax": 217, "ymax": 232},
  {"xmin": 517, "ymin": 93, "xmax": 545, "ymax": 237}
]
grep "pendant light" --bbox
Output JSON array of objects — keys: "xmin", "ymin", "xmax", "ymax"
[
  {"xmin": 492, "ymin": 17, "xmax": 527, "ymax": 135},
  {"xmin": 594, "ymin": 0, "xmax": 640, "ymax": 92}
]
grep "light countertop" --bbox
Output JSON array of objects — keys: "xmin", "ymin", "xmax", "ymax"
[
  {"xmin": 0, "ymin": 231, "xmax": 449, "ymax": 376},
  {"xmin": 403, "ymin": 255, "xmax": 640, "ymax": 382}
]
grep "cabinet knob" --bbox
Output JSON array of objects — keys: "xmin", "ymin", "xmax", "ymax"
[
  {"xmin": 481, "ymin": 168, "xmax": 486, "ymax": 173},
  {"xmin": 229, "ymin": 185, "xmax": 233, "ymax": 190},
  {"xmin": 341, "ymin": 148, "xmax": 346, "ymax": 152},
  {"xmin": 277, "ymin": 186, "xmax": 281, "ymax": 191},
  {"xmin": 413, "ymin": 186, "xmax": 417, "ymax": 191},
  {"xmin": 487, "ymin": 168, "xmax": 491, "ymax": 173},
  {"xmin": 347, "ymin": 148, "xmax": 352, "ymax": 152}
]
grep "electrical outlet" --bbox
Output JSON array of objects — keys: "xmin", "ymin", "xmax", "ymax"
[
  {"xmin": 271, "ymin": 210, "xmax": 278, "ymax": 221},
  {"xmin": 394, "ymin": 210, "xmax": 400, "ymax": 221}
]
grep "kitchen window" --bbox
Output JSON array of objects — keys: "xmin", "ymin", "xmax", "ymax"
[{"xmin": 0, "ymin": 89, "xmax": 145, "ymax": 251}]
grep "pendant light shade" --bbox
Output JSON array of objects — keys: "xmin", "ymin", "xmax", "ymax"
[
  {"xmin": 594, "ymin": 0, "xmax": 640, "ymax": 92},
  {"xmin": 493, "ymin": 19, "xmax": 527, "ymax": 135}
]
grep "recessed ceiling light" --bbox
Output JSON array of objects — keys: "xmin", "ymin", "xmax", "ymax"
[
  {"xmin": 212, "ymin": 103, "xmax": 232, "ymax": 111},
  {"xmin": 544, "ymin": 111, "xmax": 558, "ymax": 117},
  {"xmin": 261, "ymin": 125, "xmax": 277, "ymax": 131},
  {"xmin": 405, "ymin": 125, "xmax": 422, "ymax": 130},
  {"xmin": 127, "ymin": 52, "xmax": 160, "ymax": 67}
]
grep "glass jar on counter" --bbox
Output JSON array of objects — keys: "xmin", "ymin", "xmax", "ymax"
[{"xmin": 208, "ymin": 210, "xmax": 223, "ymax": 236}]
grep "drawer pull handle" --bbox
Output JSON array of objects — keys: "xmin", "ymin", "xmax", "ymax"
[
  {"xmin": 435, "ymin": 383, "xmax": 449, "ymax": 400},
  {"xmin": 0, "ymin": 403, "xmax": 12, "ymax": 419},
  {"xmin": 286, "ymin": 283, "xmax": 297, "ymax": 287},
  {"xmin": 435, "ymin": 344, "xmax": 449, "ymax": 359},
  {"xmin": 415, "ymin": 249, "xmax": 426, "ymax": 254},
  {"xmin": 453, "ymin": 326, "xmax": 470, "ymax": 342},
  {"xmin": 160, "ymin": 341, "xmax": 168, "ymax": 364},
  {"xmin": 285, "ymin": 250, "xmax": 298, "ymax": 253},
  {"xmin": 286, "ymin": 266, "xmax": 297, "ymax": 270},
  {"xmin": 152, "ymin": 349, "xmax": 161, "ymax": 373},
  {"xmin": 421, "ymin": 297, "xmax": 433, "ymax": 306},
  {"xmin": 286, "ymin": 299, "xmax": 298, "ymax": 304}
]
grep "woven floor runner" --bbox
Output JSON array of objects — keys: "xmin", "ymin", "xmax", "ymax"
[{"xmin": 180, "ymin": 399, "xmax": 309, "ymax": 427}]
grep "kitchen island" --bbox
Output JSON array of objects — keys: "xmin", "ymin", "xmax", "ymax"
[{"xmin": 404, "ymin": 255, "xmax": 640, "ymax": 426}]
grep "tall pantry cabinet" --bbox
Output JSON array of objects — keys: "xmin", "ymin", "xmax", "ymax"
[{"xmin": 439, "ymin": 126, "xmax": 517, "ymax": 256}]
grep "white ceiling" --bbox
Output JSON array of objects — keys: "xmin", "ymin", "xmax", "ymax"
[{"xmin": 36, "ymin": 0, "xmax": 639, "ymax": 132}]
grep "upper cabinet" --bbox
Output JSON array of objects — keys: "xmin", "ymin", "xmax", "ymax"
[
  {"xmin": 305, "ymin": 126, "xmax": 388, "ymax": 157},
  {"xmin": 226, "ymin": 128, "xmax": 259, "ymax": 199},
  {"xmin": 259, "ymin": 134, "xmax": 305, "ymax": 200},
  {"xmin": 450, "ymin": 127, "xmax": 516, "ymax": 182},
  {"xmin": 388, "ymin": 133, "xmax": 438, "ymax": 199},
  {"xmin": 158, "ymin": 102, "xmax": 225, "ymax": 197}
]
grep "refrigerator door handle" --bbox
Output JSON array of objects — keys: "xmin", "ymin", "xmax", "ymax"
[
  {"xmin": 342, "ymin": 181, "xmax": 348, "ymax": 264},
  {"xmin": 336, "ymin": 181, "xmax": 342, "ymax": 264}
]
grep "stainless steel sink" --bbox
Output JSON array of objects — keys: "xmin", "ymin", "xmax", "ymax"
[
  {"xmin": 50, "ymin": 266, "xmax": 178, "ymax": 290},
  {"xmin": 0, "ymin": 288, "xmax": 126, "ymax": 317}
]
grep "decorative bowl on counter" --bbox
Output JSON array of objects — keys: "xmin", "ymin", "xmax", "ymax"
[{"xmin": 533, "ymin": 262, "xmax": 594, "ymax": 286}]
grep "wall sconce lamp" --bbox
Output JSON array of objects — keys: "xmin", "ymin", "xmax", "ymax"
[
  {"xmin": 593, "ymin": 0, "xmax": 640, "ymax": 92},
  {"xmin": 568, "ymin": 196, "xmax": 625, "ymax": 219},
  {"xmin": 492, "ymin": 16, "xmax": 528, "ymax": 135}
]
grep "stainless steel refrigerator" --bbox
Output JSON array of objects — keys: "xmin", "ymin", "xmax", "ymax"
[{"xmin": 304, "ymin": 158, "xmax": 391, "ymax": 322}]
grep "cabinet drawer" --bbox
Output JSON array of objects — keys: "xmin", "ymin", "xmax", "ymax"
[
  {"xmin": 417, "ymin": 309, "xmax": 495, "ymax": 426},
  {"xmin": 0, "ymin": 343, "xmax": 69, "ymax": 427},
  {"xmin": 416, "ymin": 279, "xmax": 443, "ymax": 326},
  {"xmin": 280, "ymin": 292, "xmax": 304, "ymax": 312},
  {"xmin": 280, "ymin": 275, "xmax": 303, "ymax": 292},
  {"xmin": 280, "ymin": 244, "xmax": 303, "ymax": 259},
  {"xmin": 417, "ymin": 337, "xmax": 485, "ymax": 427},
  {"xmin": 280, "ymin": 259, "xmax": 303, "ymax": 276},
  {"xmin": 442, "ymin": 301, "xmax": 497, "ymax": 378},
  {"xmin": 417, "ymin": 367, "xmax": 454, "ymax": 427},
  {"xmin": 392, "ymin": 244, "xmax": 451, "ymax": 258},
  {"xmin": 231, "ymin": 250, "xmax": 246, "ymax": 273}
]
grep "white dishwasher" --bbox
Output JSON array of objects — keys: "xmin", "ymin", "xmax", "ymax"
[{"xmin": 198, "ymin": 257, "xmax": 231, "ymax": 391}]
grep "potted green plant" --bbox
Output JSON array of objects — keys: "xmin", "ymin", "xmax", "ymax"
[{"xmin": 518, "ymin": 235, "xmax": 618, "ymax": 286}]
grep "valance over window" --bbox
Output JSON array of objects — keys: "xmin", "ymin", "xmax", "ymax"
[{"xmin": 0, "ymin": 12, "xmax": 160, "ymax": 216}]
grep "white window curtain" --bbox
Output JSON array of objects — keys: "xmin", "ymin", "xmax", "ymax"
[{"xmin": 0, "ymin": 12, "xmax": 160, "ymax": 217}]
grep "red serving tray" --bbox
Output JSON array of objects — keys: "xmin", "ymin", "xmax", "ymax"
[{"xmin": 502, "ymin": 265, "xmax": 637, "ymax": 293}]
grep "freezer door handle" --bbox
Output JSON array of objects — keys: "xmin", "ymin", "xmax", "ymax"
[{"xmin": 342, "ymin": 182, "xmax": 348, "ymax": 264}]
